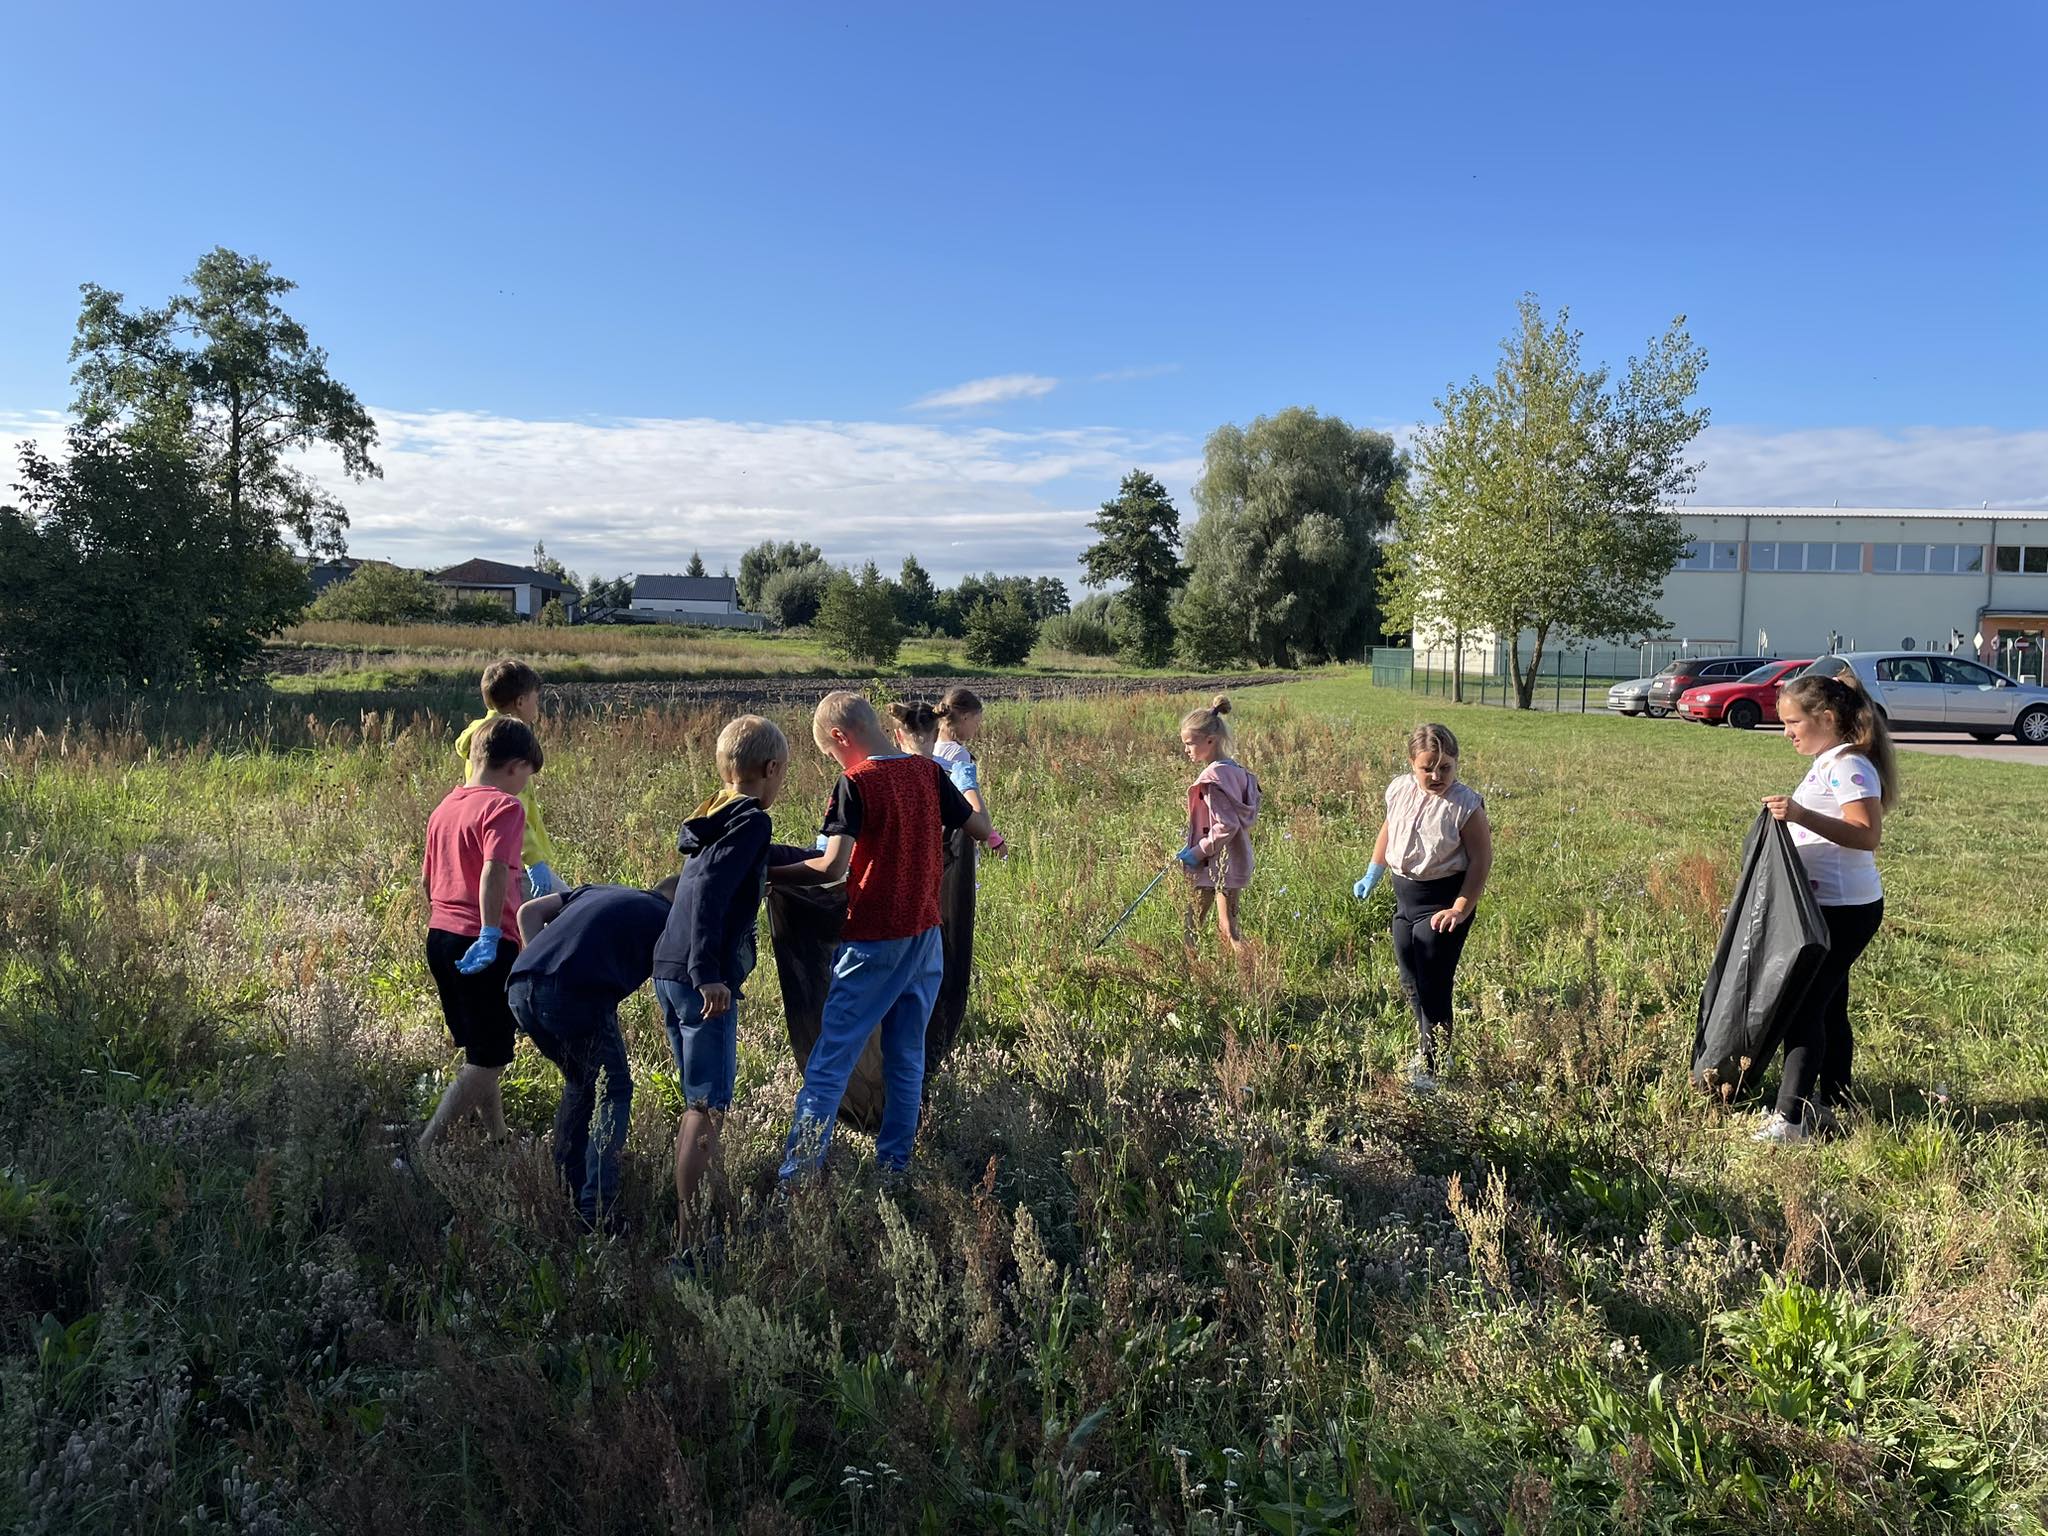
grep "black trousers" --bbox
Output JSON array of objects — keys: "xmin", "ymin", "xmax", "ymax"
[
  {"xmin": 1391, "ymin": 873, "xmax": 1471, "ymax": 1072},
  {"xmin": 1776, "ymin": 898, "xmax": 1884, "ymax": 1118}
]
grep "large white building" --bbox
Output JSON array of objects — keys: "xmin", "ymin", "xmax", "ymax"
[{"xmin": 1657, "ymin": 508, "xmax": 2047, "ymax": 676}]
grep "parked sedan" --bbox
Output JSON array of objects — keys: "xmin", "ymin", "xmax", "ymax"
[
  {"xmin": 1676, "ymin": 659, "xmax": 1813, "ymax": 730},
  {"xmin": 1804, "ymin": 653, "xmax": 2048, "ymax": 743},
  {"xmin": 1645, "ymin": 655, "xmax": 1781, "ymax": 714},
  {"xmin": 1605, "ymin": 677, "xmax": 1669, "ymax": 717}
]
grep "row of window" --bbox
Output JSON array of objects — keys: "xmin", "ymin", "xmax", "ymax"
[{"xmin": 1676, "ymin": 540, "xmax": 2048, "ymax": 575}]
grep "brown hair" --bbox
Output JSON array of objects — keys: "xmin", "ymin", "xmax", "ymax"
[
  {"xmin": 1777, "ymin": 674, "xmax": 1900, "ymax": 808},
  {"xmin": 887, "ymin": 700, "xmax": 940, "ymax": 744},
  {"xmin": 935, "ymin": 686, "xmax": 983, "ymax": 720},
  {"xmin": 715, "ymin": 714, "xmax": 788, "ymax": 782},
  {"xmin": 1180, "ymin": 693, "xmax": 1233, "ymax": 745},
  {"xmin": 481, "ymin": 658, "xmax": 542, "ymax": 711},
  {"xmin": 1406, "ymin": 723, "xmax": 1459, "ymax": 763},
  {"xmin": 811, "ymin": 690, "xmax": 884, "ymax": 753},
  {"xmin": 467, "ymin": 714, "xmax": 543, "ymax": 773}
]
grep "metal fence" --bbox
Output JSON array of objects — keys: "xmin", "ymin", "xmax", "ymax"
[{"xmin": 1368, "ymin": 641, "xmax": 1697, "ymax": 713}]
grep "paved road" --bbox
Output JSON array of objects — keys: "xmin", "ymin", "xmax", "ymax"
[{"xmin": 1592, "ymin": 708, "xmax": 2048, "ymax": 765}]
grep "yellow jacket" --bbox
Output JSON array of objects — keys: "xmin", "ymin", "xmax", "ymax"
[{"xmin": 455, "ymin": 712, "xmax": 560, "ymax": 869}]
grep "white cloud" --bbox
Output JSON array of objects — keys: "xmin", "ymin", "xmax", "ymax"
[
  {"xmin": 1691, "ymin": 425, "xmax": 2048, "ymax": 511},
  {"xmin": 909, "ymin": 373, "xmax": 1058, "ymax": 411}
]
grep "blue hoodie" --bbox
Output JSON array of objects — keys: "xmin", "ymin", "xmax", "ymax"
[{"xmin": 651, "ymin": 795, "xmax": 796, "ymax": 994}]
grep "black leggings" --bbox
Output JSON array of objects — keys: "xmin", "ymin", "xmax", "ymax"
[
  {"xmin": 1392, "ymin": 873, "xmax": 1471, "ymax": 1072},
  {"xmin": 1776, "ymin": 898, "xmax": 1883, "ymax": 1118}
]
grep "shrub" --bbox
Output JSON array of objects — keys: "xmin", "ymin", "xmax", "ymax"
[
  {"xmin": 1037, "ymin": 611, "xmax": 1116, "ymax": 657},
  {"xmin": 962, "ymin": 593, "xmax": 1038, "ymax": 668},
  {"xmin": 308, "ymin": 565, "xmax": 443, "ymax": 625},
  {"xmin": 757, "ymin": 561, "xmax": 834, "ymax": 628},
  {"xmin": 814, "ymin": 563, "xmax": 903, "ymax": 665},
  {"xmin": 537, "ymin": 597, "xmax": 568, "ymax": 627}
]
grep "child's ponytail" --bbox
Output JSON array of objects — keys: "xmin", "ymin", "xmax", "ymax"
[
  {"xmin": 1180, "ymin": 693, "xmax": 1233, "ymax": 747},
  {"xmin": 1782, "ymin": 674, "xmax": 1899, "ymax": 808}
]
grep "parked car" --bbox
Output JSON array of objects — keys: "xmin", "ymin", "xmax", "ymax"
[
  {"xmin": 1804, "ymin": 653, "xmax": 2048, "ymax": 743},
  {"xmin": 1606, "ymin": 677, "xmax": 1675, "ymax": 717},
  {"xmin": 1677, "ymin": 659, "xmax": 1813, "ymax": 729},
  {"xmin": 1646, "ymin": 655, "xmax": 1781, "ymax": 714}
]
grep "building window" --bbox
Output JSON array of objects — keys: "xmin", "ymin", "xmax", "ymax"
[
  {"xmin": 1873, "ymin": 542, "xmax": 1988, "ymax": 574},
  {"xmin": 1676, "ymin": 540, "xmax": 1739, "ymax": 572},
  {"xmin": 1793, "ymin": 541, "xmax": 1860, "ymax": 573},
  {"xmin": 2028, "ymin": 547, "xmax": 2048, "ymax": 575}
]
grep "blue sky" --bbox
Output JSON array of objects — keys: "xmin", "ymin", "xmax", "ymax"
[{"xmin": 3, "ymin": 0, "xmax": 2043, "ymax": 581}]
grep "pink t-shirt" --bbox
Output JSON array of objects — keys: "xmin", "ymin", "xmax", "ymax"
[{"xmin": 424, "ymin": 784, "xmax": 526, "ymax": 936}]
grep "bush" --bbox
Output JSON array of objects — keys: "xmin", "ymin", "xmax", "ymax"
[
  {"xmin": 962, "ymin": 593, "xmax": 1039, "ymax": 668},
  {"xmin": 814, "ymin": 563, "xmax": 903, "ymax": 665},
  {"xmin": 537, "ymin": 597, "xmax": 568, "ymax": 627},
  {"xmin": 757, "ymin": 561, "xmax": 834, "ymax": 628},
  {"xmin": 1037, "ymin": 611, "xmax": 1116, "ymax": 657},
  {"xmin": 1172, "ymin": 574, "xmax": 1244, "ymax": 670},
  {"xmin": 308, "ymin": 564, "xmax": 443, "ymax": 625}
]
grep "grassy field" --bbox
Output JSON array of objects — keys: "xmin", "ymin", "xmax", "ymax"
[{"xmin": 2, "ymin": 671, "xmax": 2045, "ymax": 1533}]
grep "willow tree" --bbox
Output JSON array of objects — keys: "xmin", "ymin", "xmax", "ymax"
[{"xmin": 1383, "ymin": 297, "xmax": 1707, "ymax": 707}]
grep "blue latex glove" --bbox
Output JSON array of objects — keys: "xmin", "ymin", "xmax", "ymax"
[
  {"xmin": 1353, "ymin": 863, "xmax": 1388, "ymax": 901},
  {"xmin": 526, "ymin": 861, "xmax": 558, "ymax": 897},
  {"xmin": 1176, "ymin": 846, "xmax": 1202, "ymax": 867},
  {"xmin": 456, "ymin": 926, "xmax": 502, "ymax": 975}
]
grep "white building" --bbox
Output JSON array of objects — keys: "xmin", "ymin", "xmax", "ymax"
[
  {"xmin": 630, "ymin": 573, "xmax": 768, "ymax": 629},
  {"xmin": 1657, "ymin": 508, "xmax": 2048, "ymax": 676},
  {"xmin": 431, "ymin": 558, "xmax": 578, "ymax": 620}
]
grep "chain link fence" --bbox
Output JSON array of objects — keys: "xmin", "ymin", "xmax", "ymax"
[{"xmin": 1368, "ymin": 640, "xmax": 1738, "ymax": 713}]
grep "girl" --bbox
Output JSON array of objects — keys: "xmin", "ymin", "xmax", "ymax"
[
  {"xmin": 933, "ymin": 686, "xmax": 1006, "ymax": 857},
  {"xmin": 887, "ymin": 699, "xmax": 941, "ymax": 757},
  {"xmin": 1178, "ymin": 695, "xmax": 1260, "ymax": 958},
  {"xmin": 1355, "ymin": 723, "xmax": 1492, "ymax": 1092},
  {"xmin": 1753, "ymin": 673, "xmax": 1896, "ymax": 1143}
]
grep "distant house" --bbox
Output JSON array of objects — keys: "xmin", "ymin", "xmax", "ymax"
[
  {"xmin": 431, "ymin": 559, "xmax": 578, "ymax": 620},
  {"xmin": 630, "ymin": 573, "xmax": 768, "ymax": 629},
  {"xmin": 303, "ymin": 556, "xmax": 409, "ymax": 595}
]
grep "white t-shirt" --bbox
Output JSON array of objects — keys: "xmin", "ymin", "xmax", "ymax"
[
  {"xmin": 1383, "ymin": 776, "xmax": 1485, "ymax": 881},
  {"xmin": 1788, "ymin": 744, "xmax": 1883, "ymax": 906},
  {"xmin": 932, "ymin": 738, "xmax": 979, "ymax": 794}
]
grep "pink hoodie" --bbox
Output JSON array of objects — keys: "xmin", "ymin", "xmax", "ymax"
[{"xmin": 1185, "ymin": 759, "xmax": 1261, "ymax": 891}]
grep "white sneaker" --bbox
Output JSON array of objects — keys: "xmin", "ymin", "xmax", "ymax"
[
  {"xmin": 1751, "ymin": 1111, "xmax": 1811, "ymax": 1144},
  {"xmin": 1404, "ymin": 1056, "xmax": 1438, "ymax": 1095}
]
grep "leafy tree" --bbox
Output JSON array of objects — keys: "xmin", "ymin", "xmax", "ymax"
[
  {"xmin": 1171, "ymin": 570, "xmax": 1246, "ymax": 670},
  {"xmin": 931, "ymin": 588, "xmax": 966, "ymax": 638},
  {"xmin": 1038, "ymin": 610, "xmax": 1116, "ymax": 657},
  {"xmin": 738, "ymin": 540, "xmax": 823, "ymax": 611},
  {"xmin": 814, "ymin": 561, "xmax": 903, "ymax": 664},
  {"xmin": 531, "ymin": 540, "xmax": 573, "ymax": 586},
  {"xmin": 1032, "ymin": 576, "xmax": 1071, "ymax": 620},
  {"xmin": 963, "ymin": 591, "xmax": 1039, "ymax": 668},
  {"xmin": 71, "ymin": 247, "xmax": 380, "ymax": 559},
  {"xmin": 308, "ymin": 562, "xmax": 443, "ymax": 624},
  {"xmin": 1183, "ymin": 409, "xmax": 1405, "ymax": 668},
  {"xmin": 1, "ymin": 426, "xmax": 306, "ymax": 684},
  {"xmin": 686, "ymin": 551, "xmax": 707, "ymax": 578},
  {"xmin": 1382, "ymin": 297, "xmax": 1707, "ymax": 708},
  {"xmin": 1080, "ymin": 469, "xmax": 1185, "ymax": 667},
  {"xmin": 582, "ymin": 573, "xmax": 635, "ymax": 612},
  {"xmin": 757, "ymin": 560, "xmax": 834, "ymax": 627},
  {"xmin": 537, "ymin": 597, "xmax": 568, "ymax": 627},
  {"xmin": 895, "ymin": 556, "xmax": 938, "ymax": 632}
]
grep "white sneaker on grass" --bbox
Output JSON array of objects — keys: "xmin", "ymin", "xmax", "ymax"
[
  {"xmin": 1751, "ymin": 1111, "xmax": 1811, "ymax": 1144},
  {"xmin": 1404, "ymin": 1056, "xmax": 1438, "ymax": 1095}
]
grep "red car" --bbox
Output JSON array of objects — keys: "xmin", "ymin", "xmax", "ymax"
[{"xmin": 1676, "ymin": 659, "xmax": 1812, "ymax": 729}]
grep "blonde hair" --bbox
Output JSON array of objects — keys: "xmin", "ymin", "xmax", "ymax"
[
  {"xmin": 1406, "ymin": 723, "xmax": 1459, "ymax": 763},
  {"xmin": 1778, "ymin": 674, "xmax": 1900, "ymax": 809},
  {"xmin": 887, "ymin": 700, "xmax": 940, "ymax": 750},
  {"xmin": 1179, "ymin": 693, "xmax": 1233, "ymax": 747},
  {"xmin": 715, "ymin": 714, "xmax": 788, "ymax": 782},
  {"xmin": 811, "ymin": 689, "xmax": 884, "ymax": 753}
]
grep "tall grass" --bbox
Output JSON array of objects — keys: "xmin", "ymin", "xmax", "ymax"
[{"xmin": 2, "ymin": 673, "xmax": 2044, "ymax": 1532}]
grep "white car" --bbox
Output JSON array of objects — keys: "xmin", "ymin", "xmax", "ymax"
[
  {"xmin": 1804, "ymin": 653, "xmax": 2048, "ymax": 743},
  {"xmin": 1606, "ymin": 677, "xmax": 1670, "ymax": 718}
]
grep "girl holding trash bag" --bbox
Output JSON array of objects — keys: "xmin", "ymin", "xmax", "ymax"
[
  {"xmin": 1753, "ymin": 674, "xmax": 1898, "ymax": 1143},
  {"xmin": 1354, "ymin": 723, "xmax": 1492, "ymax": 1092}
]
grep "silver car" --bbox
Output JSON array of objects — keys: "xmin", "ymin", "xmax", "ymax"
[
  {"xmin": 1606, "ymin": 677, "xmax": 1670, "ymax": 718},
  {"xmin": 1803, "ymin": 653, "xmax": 2048, "ymax": 743}
]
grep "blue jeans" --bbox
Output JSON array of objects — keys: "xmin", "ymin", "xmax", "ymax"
[
  {"xmin": 779, "ymin": 927, "xmax": 943, "ymax": 1180},
  {"xmin": 654, "ymin": 978, "xmax": 738, "ymax": 1111},
  {"xmin": 506, "ymin": 978, "xmax": 633, "ymax": 1223}
]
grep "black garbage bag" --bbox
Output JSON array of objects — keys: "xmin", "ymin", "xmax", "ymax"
[
  {"xmin": 1691, "ymin": 809, "xmax": 1832, "ymax": 1099},
  {"xmin": 766, "ymin": 831, "xmax": 977, "ymax": 1133}
]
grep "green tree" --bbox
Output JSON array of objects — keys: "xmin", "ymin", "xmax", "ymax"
[
  {"xmin": 1032, "ymin": 576, "xmax": 1071, "ymax": 619},
  {"xmin": 307, "ymin": 562, "xmax": 444, "ymax": 623},
  {"xmin": 757, "ymin": 560, "xmax": 834, "ymax": 627},
  {"xmin": 738, "ymin": 540, "xmax": 823, "ymax": 610},
  {"xmin": 1080, "ymin": 469, "xmax": 1185, "ymax": 667},
  {"xmin": 895, "ymin": 556, "xmax": 938, "ymax": 632},
  {"xmin": 963, "ymin": 591, "xmax": 1039, "ymax": 668},
  {"xmin": 814, "ymin": 561, "xmax": 904, "ymax": 664},
  {"xmin": 1171, "ymin": 570, "xmax": 1246, "ymax": 670},
  {"xmin": 686, "ymin": 551, "xmax": 707, "ymax": 578},
  {"xmin": 582, "ymin": 574, "xmax": 635, "ymax": 612},
  {"xmin": 537, "ymin": 596, "xmax": 569, "ymax": 627},
  {"xmin": 1183, "ymin": 409, "xmax": 1405, "ymax": 668},
  {"xmin": 1382, "ymin": 297, "xmax": 1707, "ymax": 708},
  {"xmin": 71, "ymin": 248, "xmax": 380, "ymax": 559}
]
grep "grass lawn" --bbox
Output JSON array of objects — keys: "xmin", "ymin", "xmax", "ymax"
[{"xmin": 2, "ymin": 669, "xmax": 2043, "ymax": 1532}]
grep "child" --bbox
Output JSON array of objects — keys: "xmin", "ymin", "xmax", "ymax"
[
  {"xmin": 457, "ymin": 659, "xmax": 565, "ymax": 896},
  {"xmin": 933, "ymin": 686, "xmax": 1006, "ymax": 856},
  {"xmin": 651, "ymin": 715, "xmax": 795, "ymax": 1244},
  {"xmin": 1753, "ymin": 674, "xmax": 1896, "ymax": 1143},
  {"xmin": 888, "ymin": 700, "xmax": 941, "ymax": 757},
  {"xmin": 415, "ymin": 715, "xmax": 543, "ymax": 1157},
  {"xmin": 507, "ymin": 874, "xmax": 679, "ymax": 1227},
  {"xmin": 771, "ymin": 691, "xmax": 993, "ymax": 1181},
  {"xmin": 1177, "ymin": 695, "xmax": 1260, "ymax": 957},
  {"xmin": 1354, "ymin": 723, "xmax": 1493, "ymax": 1092}
]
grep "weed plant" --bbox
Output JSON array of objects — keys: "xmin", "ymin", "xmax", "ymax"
[{"xmin": 1, "ymin": 673, "xmax": 2043, "ymax": 1532}]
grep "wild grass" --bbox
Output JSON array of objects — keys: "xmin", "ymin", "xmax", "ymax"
[{"xmin": 2, "ymin": 672, "xmax": 2044, "ymax": 1532}]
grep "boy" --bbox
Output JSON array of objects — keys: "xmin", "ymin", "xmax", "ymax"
[
  {"xmin": 508, "ymin": 874, "xmax": 680, "ymax": 1228},
  {"xmin": 416, "ymin": 715, "xmax": 543, "ymax": 1158},
  {"xmin": 771, "ymin": 691, "xmax": 992, "ymax": 1182},
  {"xmin": 457, "ymin": 659, "xmax": 565, "ymax": 896},
  {"xmin": 652, "ymin": 715, "xmax": 801, "ymax": 1243}
]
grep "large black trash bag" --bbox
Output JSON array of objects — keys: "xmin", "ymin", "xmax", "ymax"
[
  {"xmin": 1691, "ymin": 809, "xmax": 1833, "ymax": 1100},
  {"xmin": 766, "ymin": 831, "xmax": 977, "ymax": 1133}
]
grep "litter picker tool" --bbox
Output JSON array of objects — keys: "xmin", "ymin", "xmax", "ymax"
[{"xmin": 1094, "ymin": 861, "xmax": 1176, "ymax": 950}]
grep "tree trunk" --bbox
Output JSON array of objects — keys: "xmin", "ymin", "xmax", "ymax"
[
  {"xmin": 1517, "ymin": 625, "xmax": 1551, "ymax": 709},
  {"xmin": 1452, "ymin": 624, "xmax": 1466, "ymax": 703},
  {"xmin": 226, "ymin": 380, "xmax": 245, "ymax": 555}
]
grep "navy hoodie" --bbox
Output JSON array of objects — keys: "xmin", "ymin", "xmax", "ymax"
[{"xmin": 651, "ymin": 796, "xmax": 792, "ymax": 994}]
